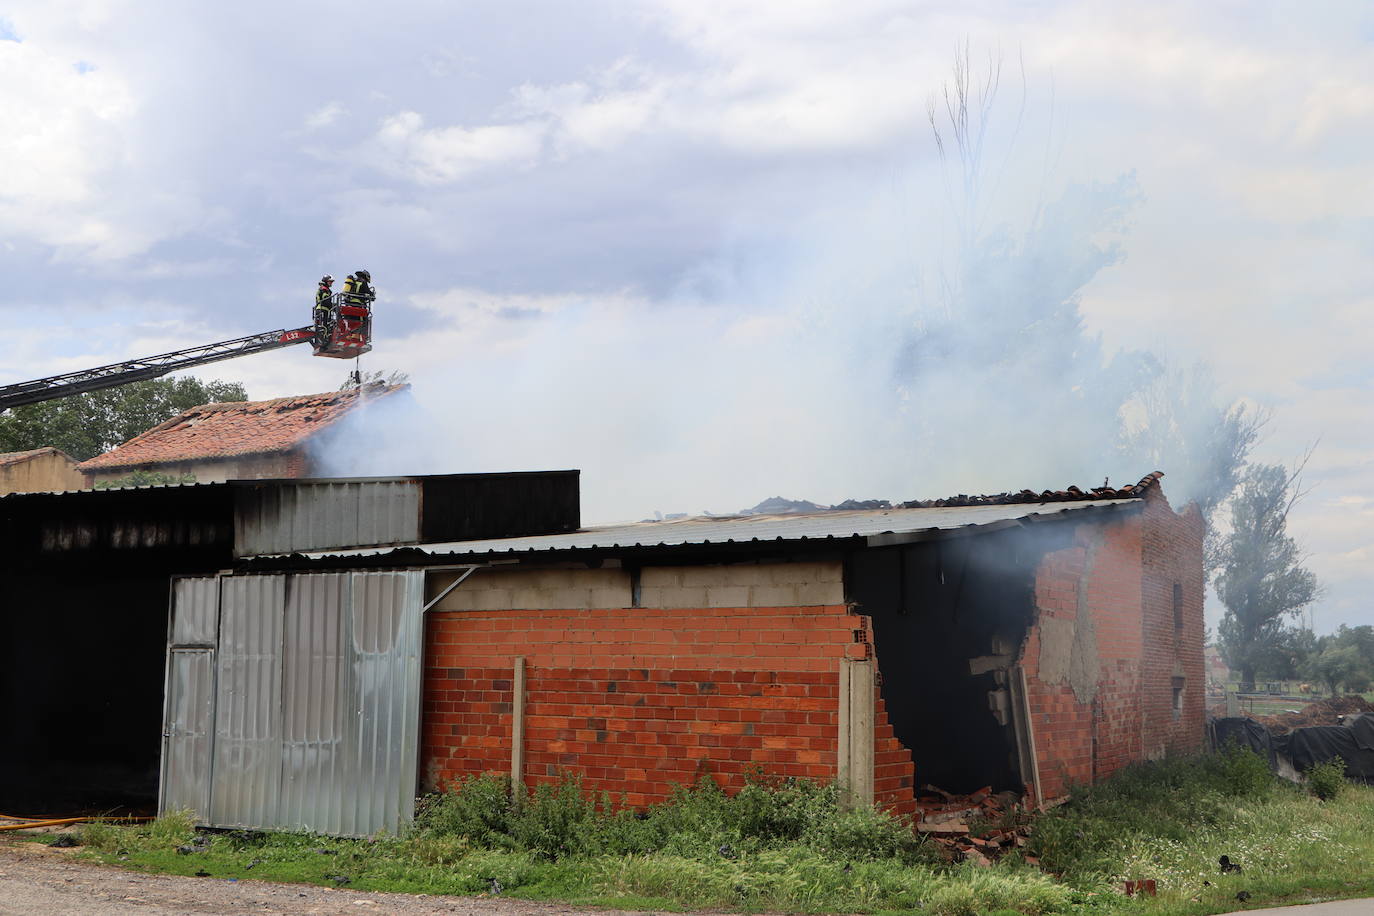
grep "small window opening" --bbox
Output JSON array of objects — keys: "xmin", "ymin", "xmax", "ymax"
[
  {"xmin": 1172, "ymin": 676, "xmax": 1186, "ymax": 719},
  {"xmin": 1172, "ymin": 583, "xmax": 1184, "ymax": 633}
]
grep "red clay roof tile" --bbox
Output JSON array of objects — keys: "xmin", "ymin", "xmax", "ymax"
[{"xmin": 78, "ymin": 385, "xmax": 408, "ymax": 471}]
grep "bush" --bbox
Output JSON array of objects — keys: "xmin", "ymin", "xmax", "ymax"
[
  {"xmin": 412, "ymin": 771, "xmax": 932, "ymax": 865},
  {"xmin": 416, "ymin": 774, "xmax": 517, "ymax": 848},
  {"xmin": 1218, "ymin": 741, "xmax": 1276, "ymax": 797},
  {"xmin": 1305, "ymin": 756, "xmax": 1346, "ymax": 801},
  {"xmin": 510, "ymin": 777, "xmax": 604, "ymax": 860}
]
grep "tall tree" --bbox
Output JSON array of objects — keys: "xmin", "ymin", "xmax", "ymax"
[
  {"xmin": 0, "ymin": 377, "xmax": 247, "ymax": 461},
  {"xmin": 1216, "ymin": 462, "xmax": 1319, "ymax": 690}
]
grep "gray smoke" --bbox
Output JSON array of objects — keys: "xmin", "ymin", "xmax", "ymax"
[{"xmin": 307, "ymin": 72, "xmax": 1256, "ymax": 525}]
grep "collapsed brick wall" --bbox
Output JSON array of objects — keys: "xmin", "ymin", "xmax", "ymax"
[
  {"xmin": 422, "ymin": 563, "xmax": 915, "ymax": 811},
  {"xmin": 1019, "ymin": 489, "xmax": 1205, "ymax": 800}
]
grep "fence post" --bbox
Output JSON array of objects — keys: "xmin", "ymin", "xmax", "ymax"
[
  {"xmin": 838, "ymin": 658, "xmax": 874, "ymax": 810},
  {"xmin": 511, "ymin": 657, "xmax": 526, "ymax": 794}
]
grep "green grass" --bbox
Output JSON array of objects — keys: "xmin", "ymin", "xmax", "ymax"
[{"xmin": 55, "ymin": 760, "xmax": 1374, "ymax": 915}]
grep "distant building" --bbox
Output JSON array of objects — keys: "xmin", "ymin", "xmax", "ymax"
[
  {"xmin": 0, "ymin": 447, "xmax": 85, "ymax": 494},
  {"xmin": 78, "ymin": 384, "xmax": 409, "ymax": 487},
  {"xmin": 1205, "ymin": 646, "xmax": 1231, "ymax": 686}
]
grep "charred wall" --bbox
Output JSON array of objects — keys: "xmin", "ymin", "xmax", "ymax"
[
  {"xmin": 0, "ymin": 486, "xmax": 235, "ymax": 811},
  {"xmin": 848, "ymin": 525, "xmax": 1075, "ymax": 794}
]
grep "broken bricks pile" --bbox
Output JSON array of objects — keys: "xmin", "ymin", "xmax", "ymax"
[{"xmin": 913, "ymin": 785, "xmax": 1034, "ymax": 867}]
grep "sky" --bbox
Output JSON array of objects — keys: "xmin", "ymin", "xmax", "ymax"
[{"xmin": 1, "ymin": 1, "xmax": 1371, "ymax": 633}]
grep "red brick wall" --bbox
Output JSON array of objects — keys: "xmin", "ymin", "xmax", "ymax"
[
  {"xmin": 423, "ymin": 605, "xmax": 915, "ymax": 811},
  {"xmin": 1019, "ymin": 490, "xmax": 1205, "ymax": 800},
  {"xmin": 1140, "ymin": 488, "xmax": 1207, "ymax": 758}
]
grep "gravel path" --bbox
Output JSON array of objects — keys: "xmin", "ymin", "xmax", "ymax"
[{"xmin": 0, "ymin": 842, "xmax": 654, "ymax": 916}]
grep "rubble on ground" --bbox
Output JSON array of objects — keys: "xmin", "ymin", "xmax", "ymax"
[
  {"xmin": 913, "ymin": 785, "xmax": 1035, "ymax": 865},
  {"xmin": 1255, "ymin": 695, "xmax": 1374, "ymax": 734}
]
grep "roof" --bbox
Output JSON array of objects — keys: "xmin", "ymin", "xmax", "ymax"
[
  {"xmin": 898, "ymin": 472, "xmax": 1165, "ymax": 508},
  {"xmin": 269, "ymin": 495, "xmax": 1141, "ymax": 563},
  {"xmin": 79, "ymin": 384, "xmax": 409, "ymax": 471},
  {"xmin": 0, "ymin": 446, "xmax": 77, "ymax": 468}
]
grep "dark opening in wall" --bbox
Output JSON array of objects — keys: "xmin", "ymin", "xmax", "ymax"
[
  {"xmin": 0, "ymin": 566, "xmax": 175, "ymax": 812},
  {"xmin": 1172, "ymin": 676, "xmax": 1186, "ymax": 720},
  {"xmin": 849, "ymin": 525, "xmax": 1072, "ymax": 794}
]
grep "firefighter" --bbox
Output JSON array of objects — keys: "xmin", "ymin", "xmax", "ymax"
[
  {"xmin": 354, "ymin": 269, "xmax": 374, "ymax": 304},
  {"xmin": 313, "ymin": 275, "xmax": 334, "ymax": 343}
]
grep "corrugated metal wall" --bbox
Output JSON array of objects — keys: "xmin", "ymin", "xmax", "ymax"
[
  {"xmin": 210, "ymin": 576, "xmax": 286, "ymax": 829},
  {"xmin": 160, "ymin": 570, "xmax": 424, "ymax": 836},
  {"xmin": 233, "ymin": 481, "xmax": 421, "ymax": 558}
]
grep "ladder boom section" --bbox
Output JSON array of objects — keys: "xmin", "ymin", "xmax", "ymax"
[{"xmin": 0, "ymin": 327, "xmax": 315, "ymax": 412}]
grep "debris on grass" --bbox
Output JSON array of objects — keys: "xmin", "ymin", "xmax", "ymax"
[
  {"xmin": 914, "ymin": 785, "xmax": 1033, "ymax": 864},
  {"xmin": 1256, "ymin": 695, "xmax": 1374, "ymax": 734}
]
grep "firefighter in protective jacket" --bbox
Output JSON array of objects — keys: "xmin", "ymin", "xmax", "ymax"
[
  {"xmin": 354, "ymin": 269, "xmax": 374, "ymax": 303},
  {"xmin": 313, "ymin": 275, "xmax": 334, "ymax": 342}
]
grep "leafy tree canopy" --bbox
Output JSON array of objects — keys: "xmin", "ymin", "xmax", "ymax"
[
  {"xmin": 0, "ymin": 377, "xmax": 247, "ymax": 462},
  {"xmin": 1216, "ymin": 462, "xmax": 1319, "ymax": 690}
]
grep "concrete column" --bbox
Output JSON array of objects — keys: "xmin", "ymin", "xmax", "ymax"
[
  {"xmin": 838, "ymin": 658, "xmax": 875, "ymax": 809},
  {"xmin": 510, "ymin": 657, "xmax": 526, "ymax": 793}
]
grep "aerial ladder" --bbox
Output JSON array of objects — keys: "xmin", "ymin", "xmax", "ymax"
[{"xmin": 0, "ymin": 294, "xmax": 372, "ymax": 412}]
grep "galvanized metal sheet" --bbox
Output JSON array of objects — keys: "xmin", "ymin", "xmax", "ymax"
[
  {"xmin": 277, "ymin": 570, "xmax": 423, "ymax": 836},
  {"xmin": 234, "ymin": 480, "xmax": 421, "ymax": 557},
  {"xmin": 160, "ymin": 648, "xmax": 216, "ymax": 819},
  {"xmin": 279, "ymin": 572, "xmax": 350, "ymax": 833},
  {"xmin": 209, "ymin": 575, "xmax": 285, "ymax": 830},
  {"xmin": 170, "ymin": 576, "xmax": 220, "ymax": 646},
  {"xmin": 163, "ymin": 570, "xmax": 425, "ymax": 836},
  {"xmin": 281, "ymin": 498, "xmax": 1140, "ymax": 560},
  {"xmin": 345, "ymin": 570, "xmax": 424, "ymax": 836}
]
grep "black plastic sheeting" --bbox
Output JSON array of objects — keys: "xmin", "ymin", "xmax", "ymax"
[{"xmin": 1211, "ymin": 713, "xmax": 1374, "ymax": 782}]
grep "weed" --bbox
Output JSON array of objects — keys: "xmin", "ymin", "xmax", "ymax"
[
  {"xmin": 1305, "ymin": 756, "xmax": 1347, "ymax": 801},
  {"xmin": 64, "ymin": 761, "xmax": 1374, "ymax": 915}
]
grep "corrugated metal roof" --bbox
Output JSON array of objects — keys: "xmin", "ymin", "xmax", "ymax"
[
  {"xmin": 233, "ymin": 479, "xmax": 422, "ymax": 557},
  {"xmin": 275, "ymin": 497, "xmax": 1140, "ymax": 561}
]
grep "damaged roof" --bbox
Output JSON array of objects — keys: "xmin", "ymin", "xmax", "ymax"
[
  {"xmin": 0, "ymin": 446, "xmax": 77, "ymax": 467},
  {"xmin": 79, "ymin": 385, "xmax": 409, "ymax": 471},
  {"xmin": 899, "ymin": 472, "xmax": 1165, "ymax": 508},
  {"xmin": 267, "ymin": 494, "xmax": 1145, "ymax": 563}
]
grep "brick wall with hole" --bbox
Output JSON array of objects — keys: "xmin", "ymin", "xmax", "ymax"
[
  {"xmin": 1018, "ymin": 488, "xmax": 1205, "ymax": 800},
  {"xmin": 422, "ymin": 562, "xmax": 915, "ymax": 812}
]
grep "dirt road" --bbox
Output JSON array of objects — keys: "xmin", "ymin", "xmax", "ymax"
[{"xmin": 0, "ymin": 843, "xmax": 651, "ymax": 916}]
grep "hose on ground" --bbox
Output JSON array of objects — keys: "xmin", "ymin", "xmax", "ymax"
[{"xmin": 0, "ymin": 814, "xmax": 156, "ymax": 831}]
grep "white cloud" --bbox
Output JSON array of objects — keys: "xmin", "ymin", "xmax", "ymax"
[
  {"xmin": 304, "ymin": 101, "xmax": 347, "ymax": 130},
  {"xmin": 0, "ymin": 37, "xmax": 139, "ymax": 255},
  {"xmin": 367, "ymin": 111, "xmax": 546, "ymax": 184}
]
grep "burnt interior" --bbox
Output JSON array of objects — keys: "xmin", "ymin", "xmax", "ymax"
[
  {"xmin": 0, "ymin": 486, "xmax": 234, "ymax": 812},
  {"xmin": 0, "ymin": 568, "xmax": 183, "ymax": 812},
  {"xmin": 848, "ymin": 524, "xmax": 1074, "ymax": 794}
]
